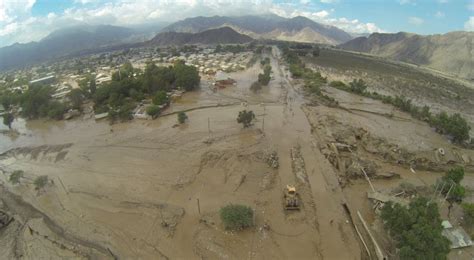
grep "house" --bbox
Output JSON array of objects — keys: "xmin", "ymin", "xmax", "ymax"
[
  {"xmin": 214, "ymin": 71, "xmax": 236, "ymax": 89},
  {"xmin": 29, "ymin": 75, "xmax": 56, "ymax": 86},
  {"xmin": 441, "ymin": 220, "xmax": 473, "ymax": 249}
]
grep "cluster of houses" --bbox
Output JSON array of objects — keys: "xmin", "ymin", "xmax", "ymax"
[{"xmin": 1, "ymin": 45, "xmax": 253, "ymax": 122}]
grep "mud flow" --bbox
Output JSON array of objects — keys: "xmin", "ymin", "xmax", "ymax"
[{"xmin": 1, "ymin": 47, "xmax": 473, "ymax": 259}]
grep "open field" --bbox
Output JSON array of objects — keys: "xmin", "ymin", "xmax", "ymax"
[
  {"xmin": 304, "ymin": 48, "xmax": 474, "ymax": 126},
  {"xmin": 0, "ymin": 46, "xmax": 473, "ymax": 259}
]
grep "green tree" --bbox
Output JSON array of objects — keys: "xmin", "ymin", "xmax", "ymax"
[
  {"xmin": 89, "ymin": 78, "xmax": 97, "ymax": 95},
  {"xmin": 153, "ymin": 91, "xmax": 169, "ymax": 105},
  {"xmin": 443, "ymin": 166, "xmax": 464, "ymax": 184},
  {"xmin": 146, "ymin": 105, "xmax": 160, "ymax": 119},
  {"xmin": 220, "ymin": 204, "xmax": 254, "ymax": 230},
  {"xmin": 174, "ymin": 62, "xmax": 200, "ymax": 91},
  {"xmin": 462, "ymin": 203, "xmax": 474, "ymax": 236},
  {"xmin": 447, "ymin": 113, "xmax": 471, "ymax": 143},
  {"xmin": 257, "ymin": 64, "xmax": 272, "ymax": 86},
  {"xmin": 439, "ymin": 166, "xmax": 466, "ymax": 204},
  {"xmin": 47, "ymin": 101, "xmax": 67, "ymax": 120},
  {"xmin": 9, "ymin": 170, "xmax": 23, "ymax": 184},
  {"xmin": 177, "ymin": 111, "xmax": 188, "ymax": 124},
  {"xmin": 67, "ymin": 89, "xmax": 84, "ymax": 110},
  {"xmin": 381, "ymin": 197, "xmax": 451, "ymax": 259},
  {"xmin": 3, "ymin": 112, "xmax": 14, "ymax": 129},
  {"xmin": 34, "ymin": 175, "xmax": 49, "ymax": 190},
  {"xmin": 143, "ymin": 62, "xmax": 175, "ymax": 93},
  {"xmin": 20, "ymin": 85, "xmax": 54, "ymax": 119},
  {"xmin": 109, "ymin": 102, "xmax": 135, "ymax": 122},
  {"xmin": 237, "ymin": 110, "xmax": 255, "ymax": 128}
]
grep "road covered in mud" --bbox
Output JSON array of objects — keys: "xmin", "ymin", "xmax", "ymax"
[{"xmin": 0, "ymin": 47, "xmax": 366, "ymax": 259}]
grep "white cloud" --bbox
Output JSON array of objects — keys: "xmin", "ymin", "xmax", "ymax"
[
  {"xmin": 315, "ymin": 10, "xmax": 329, "ymax": 18},
  {"xmin": 0, "ymin": 0, "xmax": 386, "ymax": 47},
  {"xmin": 0, "ymin": 22, "xmax": 18, "ymax": 36},
  {"xmin": 0, "ymin": 0, "xmax": 36, "ymax": 22},
  {"xmin": 320, "ymin": 0, "xmax": 338, "ymax": 3},
  {"xmin": 435, "ymin": 11, "xmax": 445, "ymax": 18},
  {"xmin": 465, "ymin": 16, "xmax": 474, "ymax": 31},
  {"xmin": 408, "ymin": 16, "xmax": 424, "ymax": 25}
]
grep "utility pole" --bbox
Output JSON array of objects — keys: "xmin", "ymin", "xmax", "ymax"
[
  {"xmin": 361, "ymin": 168, "xmax": 375, "ymax": 193},
  {"xmin": 208, "ymin": 118, "xmax": 211, "ymax": 141},
  {"xmin": 196, "ymin": 198, "xmax": 201, "ymax": 215},
  {"xmin": 261, "ymin": 104, "xmax": 266, "ymax": 132}
]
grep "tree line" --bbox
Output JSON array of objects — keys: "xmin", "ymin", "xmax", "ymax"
[
  {"xmin": 250, "ymin": 57, "xmax": 272, "ymax": 92},
  {"xmin": 329, "ymin": 80, "xmax": 471, "ymax": 144}
]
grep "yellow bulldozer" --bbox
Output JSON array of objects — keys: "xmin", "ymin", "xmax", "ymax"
[{"xmin": 284, "ymin": 185, "xmax": 300, "ymax": 210}]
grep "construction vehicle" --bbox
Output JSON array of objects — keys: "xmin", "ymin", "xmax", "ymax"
[{"xmin": 284, "ymin": 185, "xmax": 300, "ymax": 210}]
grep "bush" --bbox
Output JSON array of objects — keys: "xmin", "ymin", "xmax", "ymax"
[
  {"xmin": 237, "ymin": 110, "xmax": 255, "ymax": 128},
  {"xmin": 289, "ymin": 64, "xmax": 304, "ymax": 78},
  {"xmin": 329, "ymin": 81, "xmax": 348, "ymax": 90},
  {"xmin": 9, "ymin": 170, "xmax": 23, "ymax": 184},
  {"xmin": 349, "ymin": 79, "xmax": 367, "ymax": 94},
  {"xmin": 153, "ymin": 91, "xmax": 168, "ymax": 106},
  {"xmin": 146, "ymin": 105, "xmax": 160, "ymax": 118},
  {"xmin": 220, "ymin": 204, "xmax": 254, "ymax": 230},
  {"xmin": 34, "ymin": 175, "xmax": 49, "ymax": 190},
  {"xmin": 438, "ymin": 166, "xmax": 466, "ymax": 203},
  {"xmin": 177, "ymin": 111, "xmax": 188, "ymax": 124},
  {"xmin": 443, "ymin": 166, "xmax": 464, "ymax": 184}
]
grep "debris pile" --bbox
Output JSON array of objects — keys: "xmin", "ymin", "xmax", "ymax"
[
  {"xmin": 0, "ymin": 211, "xmax": 12, "ymax": 229},
  {"xmin": 265, "ymin": 151, "xmax": 279, "ymax": 169}
]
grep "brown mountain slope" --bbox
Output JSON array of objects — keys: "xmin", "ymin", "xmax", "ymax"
[
  {"xmin": 339, "ymin": 31, "xmax": 474, "ymax": 80},
  {"xmin": 149, "ymin": 27, "xmax": 253, "ymax": 46}
]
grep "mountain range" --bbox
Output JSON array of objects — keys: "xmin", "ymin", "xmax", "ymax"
[
  {"xmin": 162, "ymin": 14, "xmax": 352, "ymax": 45},
  {"xmin": 0, "ymin": 25, "xmax": 144, "ymax": 71},
  {"xmin": 339, "ymin": 31, "xmax": 474, "ymax": 80},
  {"xmin": 0, "ymin": 13, "xmax": 473, "ymax": 80}
]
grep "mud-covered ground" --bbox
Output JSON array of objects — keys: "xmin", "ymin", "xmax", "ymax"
[
  {"xmin": 0, "ymin": 47, "xmax": 472, "ymax": 259},
  {"xmin": 0, "ymin": 48, "xmax": 361, "ymax": 259},
  {"xmin": 304, "ymin": 48, "xmax": 474, "ymax": 127}
]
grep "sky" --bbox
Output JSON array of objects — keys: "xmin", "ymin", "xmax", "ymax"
[{"xmin": 0, "ymin": 0, "xmax": 473, "ymax": 47}]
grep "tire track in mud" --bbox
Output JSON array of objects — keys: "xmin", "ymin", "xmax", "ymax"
[
  {"xmin": 0, "ymin": 186, "xmax": 115, "ymax": 259},
  {"xmin": 289, "ymin": 145, "xmax": 323, "ymax": 259}
]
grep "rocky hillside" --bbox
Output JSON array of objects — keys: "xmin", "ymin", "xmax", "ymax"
[
  {"xmin": 162, "ymin": 14, "xmax": 352, "ymax": 45},
  {"xmin": 150, "ymin": 27, "xmax": 253, "ymax": 46},
  {"xmin": 339, "ymin": 31, "xmax": 474, "ymax": 80}
]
